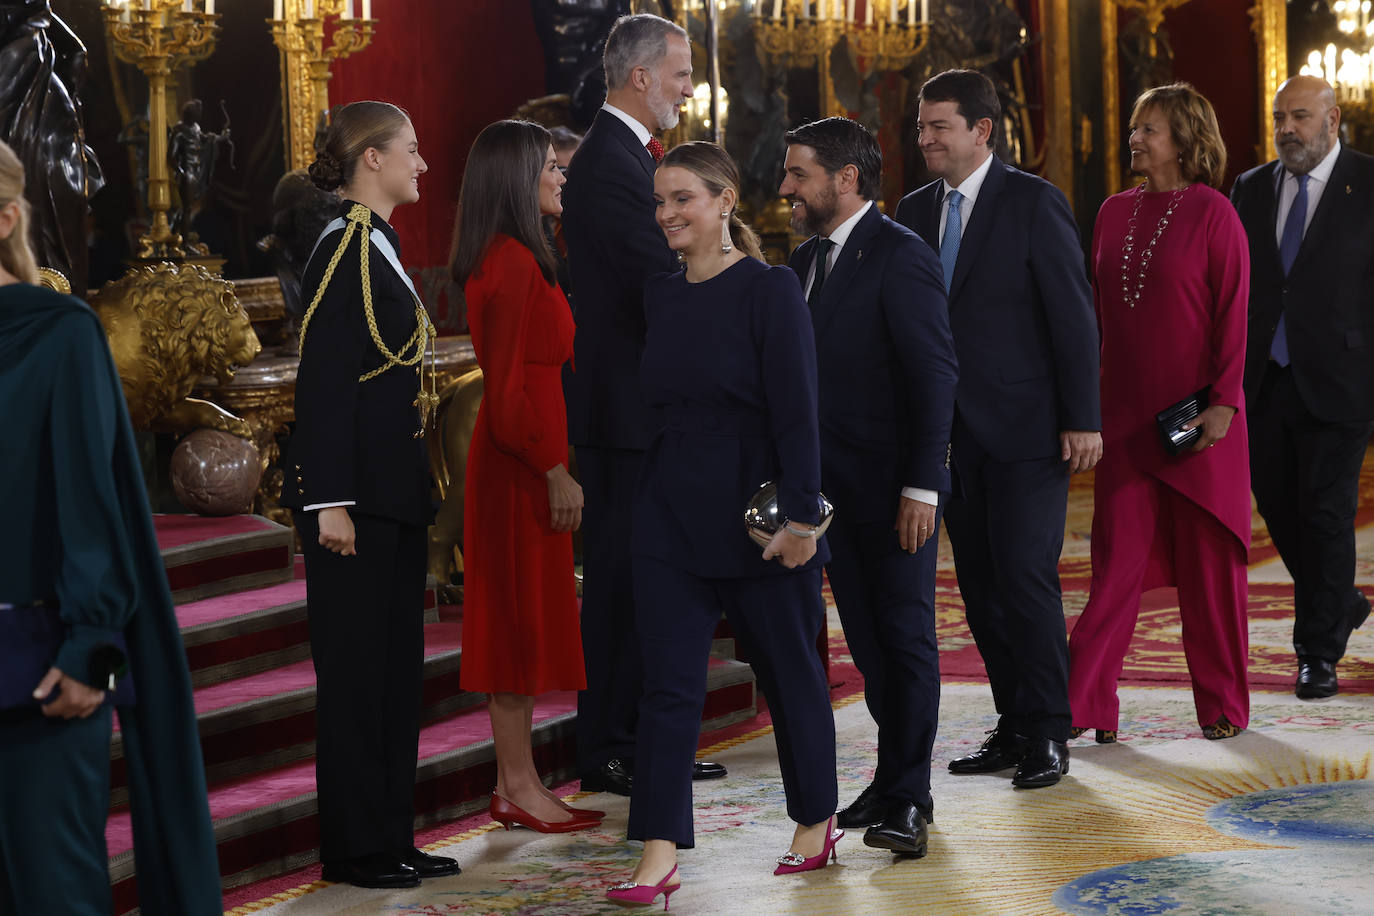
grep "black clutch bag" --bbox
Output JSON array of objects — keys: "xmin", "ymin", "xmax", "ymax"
[
  {"xmin": 0, "ymin": 602, "xmax": 134, "ymax": 711},
  {"xmin": 1156, "ymin": 386, "xmax": 1211, "ymax": 456}
]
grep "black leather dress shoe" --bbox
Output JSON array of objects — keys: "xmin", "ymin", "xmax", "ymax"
[
  {"xmin": 836, "ymin": 783, "xmax": 888, "ymax": 829},
  {"xmin": 862, "ymin": 803, "xmax": 928, "ymax": 857},
  {"xmin": 580, "ymin": 757, "xmax": 634, "ymax": 795},
  {"xmin": 1011, "ymin": 737, "xmax": 1069, "ymax": 789},
  {"xmin": 396, "ymin": 847, "xmax": 461, "ymax": 878},
  {"xmin": 321, "ymin": 853, "xmax": 421, "ymax": 889},
  {"xmin": 949, "ymin": 728, "xmax": 1027, "ymax": 774},
  {"xmin": 1296, "ymin": 657, "xmax": 1338, "ymax": 699},
  {"xmin": 693, "ymin": 760, "xmax": 727, "ymax": 780}
]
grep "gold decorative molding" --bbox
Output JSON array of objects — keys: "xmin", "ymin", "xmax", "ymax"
[
  {"xmin": 1102, "ymin": 0, "xmax": 1122, "ymax": 193},
  {"xmin": 1249, "ymin": 0, "xmax": 1285, "ymax": 163},
  {"xmin": 272, "ymin": 0, "xmax": 377, "ymax": 171},
  {"xmin": 1041, "ymin": 0, "xmax": 1074, "ymax": 201}
]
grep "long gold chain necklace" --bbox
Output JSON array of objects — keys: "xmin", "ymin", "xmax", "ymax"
[
  {"xmin": 299, "ymin": 203, "xmax": 439, "ymax": 437},
  {"xmin": 1119, "ymin": 180, "xmax": 1189, "ymax": 308}
]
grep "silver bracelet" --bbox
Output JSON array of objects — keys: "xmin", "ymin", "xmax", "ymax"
[{"xmin": 784, "ymin": 522, "xmax": 818, "ymax": 539}]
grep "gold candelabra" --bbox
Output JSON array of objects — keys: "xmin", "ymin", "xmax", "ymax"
[
  {"xmin": 102, "ymin": 0, "xmax": 221, "ymax": 259},
  {"xmin": 271, "ymin": 0, "xmax": 377, "ymax": 171},
  {"xmin": 753, "ymin": 1, "xmax": 929, "ymax": 114}
]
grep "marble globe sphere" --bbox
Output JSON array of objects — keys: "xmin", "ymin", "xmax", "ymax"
[{"xmin": 171, "ymin": 429, "xmax": 262, "ymax": 516}]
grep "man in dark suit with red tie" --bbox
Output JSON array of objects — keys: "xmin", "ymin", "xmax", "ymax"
[
  {"xmin": 561, "ymin": 13, "xmax": 726, "ymax": 794},
  {"xmin": 893, "ymin": 70, "xmax": 1101, "ymax": 790},
  {"xmin": 782, "ymin": 117, "xmax": 957, "ymax": 856},
  {"xmin": 1232, "ymin": 75, "xmax": 1374, "ymax": 699}
]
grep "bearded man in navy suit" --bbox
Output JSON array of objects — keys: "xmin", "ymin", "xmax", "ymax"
[
  {"xmin": 1232, "ymin": 75, "xmax": 1374, "ymax": 699},
  {"xmin": 894, "ymin": 69, "xmax": 1101, "ymax": 789},
  {"xmin": 561, "ymin": 12, "xmax": 726, "ymax": 794},
  {"xmin": 781, "ymin": 117, "xmax": 957, "ymax": 856}
]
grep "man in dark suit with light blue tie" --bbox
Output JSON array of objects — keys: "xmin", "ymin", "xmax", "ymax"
[
  {"xmin": 781, "ymin": 117, "xmax": 957, "ymax": 856},
  {"xmin": 893, "ymin": 70, "xmax": 1101, "ymax": 789},
  {"xmin": 1232, "ymin": 75, "xmax": 1374, "ymax": 699},
  {"xmin": 561, "ymin": 13, "xmax": 726, "ymax": 793}
]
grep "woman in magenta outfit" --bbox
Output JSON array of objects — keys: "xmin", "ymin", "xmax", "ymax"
[{"xmin": 1067, "ymin": 83, "xmax": 1252, "ymax": 742}]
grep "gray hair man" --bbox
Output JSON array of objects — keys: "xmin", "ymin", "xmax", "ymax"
[
  {"xmin": 1231, "ymin": 75, "xmax": 1374, "ymax": 699},
  {"xmin": 560, "ymin": 14, "xmax": 727, "ymax": 797}
]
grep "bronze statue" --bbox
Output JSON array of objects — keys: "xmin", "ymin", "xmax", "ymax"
[
  {"xmin": 257, "ymin": 168, "xmax": 341, "ymax": 353},
  {"xmin": 90, "ymin": 262, "xmax": 260, "ymax": 440},
  {"xmin": 0, "ymin": 0, "xmax": 103, "ymax": 288},
  {"xmin": 169, "ymin": 98, "xmax": 233, "ymax": 253}
]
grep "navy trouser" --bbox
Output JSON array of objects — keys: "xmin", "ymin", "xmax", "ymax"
[
  {"xmin": 824, "ymin": 508, "xmax": 942, "ymax": 818},
  {"xmin": 628, "ymin": 556, "xmax": 837, "ymax": 848},
  {"xmin": 0, "ymin": 707, "xmax": 114, "ymax": 916},
  {"xmin": 299, "ymin": 511, "xmax": 426, "ymax": 862},
  {"xmin": 576, "ymin": 447, "xmax": 645, "ymax": 773}
]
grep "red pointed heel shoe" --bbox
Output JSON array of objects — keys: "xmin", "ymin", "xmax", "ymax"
[
  {"xmin": 606, "ymin": 863, "xmax": 679, "ymax": 909},
  {"xmin": 774, "ymin": 816, "xmax": 844, "ymax": 875},
  {"xmin": 489, "ymin": 793, "xmax": 602, "ymax": 833}
]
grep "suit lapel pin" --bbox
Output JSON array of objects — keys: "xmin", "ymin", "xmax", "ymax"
[
  {"xmin": 856, "ymin": 250, "xmax": 863, "ymax": 260},
  {"xmin": 1347, "ymin": 185, "xmax": 1353, "ymax": 195}
]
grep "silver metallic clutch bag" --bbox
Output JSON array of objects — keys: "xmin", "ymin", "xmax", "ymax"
[{"xmin": 744, "ymin": 481, "xmax": 835, "ymax": 548}]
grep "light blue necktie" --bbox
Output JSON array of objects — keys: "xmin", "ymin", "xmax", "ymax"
[
  {"xmin": 940, "ymin": 189, "xmax": 963, "ymax": 293},
  {"xmin": 1271, "ymin": 173, "xmax": 1309, "ymax": 367}
]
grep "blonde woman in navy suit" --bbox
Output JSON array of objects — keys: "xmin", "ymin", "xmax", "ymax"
[{"xmin": 604, "ymin": 142, "xmax": 839, "ymax": 908}]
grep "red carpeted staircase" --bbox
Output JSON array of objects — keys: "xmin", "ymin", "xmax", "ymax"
[{"xmin": 106, "ymin": 516, "xmax": 758, "ymax": 913}]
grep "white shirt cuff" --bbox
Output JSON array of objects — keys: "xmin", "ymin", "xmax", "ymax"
[
  {"xmin": 303, "ymin": 500, "xmax": 356, "ymax": 512},
  {"xmin": 900, "ymin": 487, "xmax": 938, "ymax": 506}
]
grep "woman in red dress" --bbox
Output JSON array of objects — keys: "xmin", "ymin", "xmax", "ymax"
[
  {"xmin": 1068, "ymin": 83, "xmax": 1252, "ymax": 742},
  {"xmin": 450, "ymin": 120, "xmax": 599, "ymax": 831}
]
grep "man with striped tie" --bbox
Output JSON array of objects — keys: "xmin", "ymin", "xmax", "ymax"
[
  {"xmin": 1231, "ymin": 75, "xmax": 1374, "ymax": 700},
  {"xmin": 782, "ymin": 117, "xmax": 957, "ymax": 856},
  {"xmin": 894, "ymin": 69, "xmax": 1101, "ymax": 790}
]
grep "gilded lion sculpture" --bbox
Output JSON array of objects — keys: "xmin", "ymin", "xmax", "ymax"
[{"xmin": 90, "ymin": 262, "xmax": 261, "ymax": 439}]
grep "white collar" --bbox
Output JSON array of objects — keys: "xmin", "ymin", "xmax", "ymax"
[
  {"xmin": 1288, "ymin": 140, "xmax": 1341, "ymax": 186},
  {"xmin": 942, "ymin": 151, "xmax": 996, "ymax": 205},
  {"xmin": 602, "ymin": 103, "xmax": 653, "ymax": 149},
  {"xmin": 822, "ymin": 199, "xmax": 874, "ymax": 252}
]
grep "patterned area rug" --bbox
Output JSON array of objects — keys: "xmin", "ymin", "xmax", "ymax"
[{"xmin": 238, "ymin": 684, "xmax": 1374, "ymax": 915}]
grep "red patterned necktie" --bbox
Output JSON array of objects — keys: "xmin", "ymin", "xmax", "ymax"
[{"xmin": 646, "ymin": 136, "xmax": 665, "ymax": 163}]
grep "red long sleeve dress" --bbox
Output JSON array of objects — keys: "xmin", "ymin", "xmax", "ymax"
[
  {"xmin": 1068, "ymin": 183, "xmax": 1252, "ymax": 732},
  {"xmin": 460, "ymin": 236, "xmax": 585, "ymax": 695}
]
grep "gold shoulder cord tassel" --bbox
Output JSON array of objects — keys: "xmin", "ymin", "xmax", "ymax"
[{"xmin": 299, "ymin": 203, "xmax": 440, "ymax": 438}]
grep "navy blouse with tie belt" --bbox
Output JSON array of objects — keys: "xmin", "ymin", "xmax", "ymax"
[{"xmin": 632, "ymin": 257, "xmax": 829, "ymax": 579}]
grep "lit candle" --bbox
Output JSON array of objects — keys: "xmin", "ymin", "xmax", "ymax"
[
  {"xmin": 206, "ymin": 0, "xmax": 213, "ymax": 12},
  {"xmin": 274, "ymin": 0, "xmax": 283, "ymax": 19},
  {"xmin": 304, "ymin": 0, "xmax": 313, "ymax": 17},
  {"xmin": 142, "ymin": 0, "xmax": 150, "ymax": 10},
  {"xmin": 847, "ymin": 0, "xmax": 855, "ymax": 21},
  {"xmin": 774, "ymin": 0, "xmax": 782, "ymax": 18},
  {"xmin": 182, "ymin": 0, "xmax": 191, "ymax": 11},
  {"xmin": 890, "ymin": 0, "xmax": 897, "ymax": 22},
  {"xmin": 866, "ymin": 0, "xmax": 873, "ymax": 24},
  {"xmin": 921, "ymin": 0, "xmax": 928, "ymax": 24},
  {"xmin": 909, "ymin": 0, "xmax": 916, "ymax": 25},
  {"xmin": 363, "ymin": 0, "xmax": 372, "ymax": 19},
  {"xmin": 802, "ymin": 0, "xmax": 810, "ymax": 19},
  {"xmin": 834, "ymin": 0, "xmax": 842, "ymax": 20},
  {"xmin": 342, "ymin": 0, "xmax": 354, "ymax": 18}
]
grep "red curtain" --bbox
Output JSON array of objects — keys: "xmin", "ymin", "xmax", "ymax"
[{"xmin": 329, "ymin": 1, "xmax": 547, "ymax": 272}]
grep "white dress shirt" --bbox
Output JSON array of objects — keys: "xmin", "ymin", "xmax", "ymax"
[
  {"xmin": 802, "ymin": 199, "xmax": 873, "ymax": 298},
  {"xmin": 1275, "ymin": 140, "xmax": 1341, "ymax": 245},
  {"xmin": 804, "ymin": 199, "xmax": 937, "ymax": 509},
  {"xmin": 937, "ymin": 150, "xmax": 996, "ymax": 243},
  {"xmin": 602, "ymin": 102, "xmax": 652, "ymax": 149}
]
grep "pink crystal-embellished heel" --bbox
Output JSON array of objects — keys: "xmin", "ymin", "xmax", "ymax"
[
  {"xmin": 774, "ymin": 816, "xmax": 844, "ymax": 875},
  {"xmin": 606, "ymin": 863, "xmax": 679, "ymax": 910}
]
